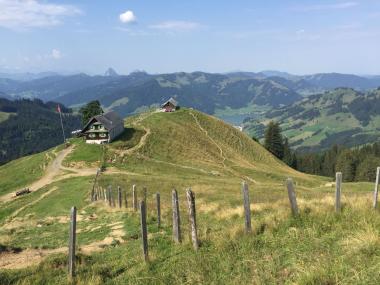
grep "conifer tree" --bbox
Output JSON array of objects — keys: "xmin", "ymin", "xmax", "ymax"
[
  {"xmin": 79, "ymin": 100, "xmax": 104, "ymax": 126},
  {"xmin": 283, "ymin": 138, "xmax": 294, "ymax": 167},
  {"xmin": 264, "ymin": 121, "xmax": 284, "ymax": 159},
  {"xmin": 336, "ymin": 149, "xmax": 357, "ymax": 182}
]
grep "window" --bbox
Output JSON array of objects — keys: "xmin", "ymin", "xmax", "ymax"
[
  {"xmin": 100, "ymin": 133, "xmax": 107, "ymax": 138},
  {"xmin": 89, "ymin": 133, "xmax": 96, "ymax": 138}
]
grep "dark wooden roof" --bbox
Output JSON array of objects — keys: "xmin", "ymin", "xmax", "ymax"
[
  {"xmin": 161, "ymin": 97, "xmax": 178, "ymax": 107},
  {"xmin": 81, "ymin": 111, "xmax": 123, "ymax": 133}
]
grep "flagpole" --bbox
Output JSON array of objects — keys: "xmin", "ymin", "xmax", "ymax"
[{"xmin": 58, "ymin": 105, "xmax": 66, "ymax": 143}]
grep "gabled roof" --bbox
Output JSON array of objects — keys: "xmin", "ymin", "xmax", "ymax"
[
  {"xmin": 81, "ymin": 111, "xmax": 123, "ymax": 133},
  {"xmin": 161, "ymin": 97, "xmax": 178, "ymax": 108}
]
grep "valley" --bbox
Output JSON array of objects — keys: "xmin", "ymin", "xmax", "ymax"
[{"xmin": 1, "ymin": 70, "xmax": 380, "ymax": 155}]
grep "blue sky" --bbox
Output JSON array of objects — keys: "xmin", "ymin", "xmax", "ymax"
[{"xmin": 0, "ymin": 0, "xmax": 379, "ymax": 75}]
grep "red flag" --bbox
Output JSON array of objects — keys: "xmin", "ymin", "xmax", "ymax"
[{"xmin": 57, "ymin": 104, "xmax": 61, "ymax": 113}]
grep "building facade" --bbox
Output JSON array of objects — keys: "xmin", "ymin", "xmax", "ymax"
[
  {"xmin": 80, "ymin": 111, "xmax": 124, "ymax": 144},
  {"xmin": 161, "ymin": 98, "xmax": 178, "ymax": 112}
]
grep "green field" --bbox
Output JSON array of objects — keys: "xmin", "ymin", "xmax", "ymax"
[
  {"xmin": 0, "ymin": 109, "xmax": 379, "ymax": 284},
  {"xmin": 0, "ymin": 111, "xmax": 13, "ymax": 123}
]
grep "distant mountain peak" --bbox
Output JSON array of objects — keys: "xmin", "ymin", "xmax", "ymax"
[{"xmin": 104, "ymin": 68, "xmax": 118, "ymax": 77}]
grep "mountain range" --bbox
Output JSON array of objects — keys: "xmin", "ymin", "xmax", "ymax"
[
  {"xmin": 0, "ymin": 70, "xmax": 379, "ymax": 117},
  {"xmin": 1, "ymin": 69, "xmax": 380, "ymax": 153}
]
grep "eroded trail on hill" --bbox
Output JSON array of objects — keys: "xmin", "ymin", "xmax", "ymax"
[
  {"xmin": 189, "ymin": 111, "xmax": 227, "ymax": 168},
  {"xmin": 189, "ymin": 111, "xmax": 257, "ymax": 184}
]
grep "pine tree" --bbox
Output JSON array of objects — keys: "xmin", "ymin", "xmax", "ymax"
[
  {"xmin": 336, "ymin": 149, "xmax": 357, "ymax": 182},
  {"xmin": 79, "ymin": 100, "xmax": 104, "ymax": 126},
  {"xmin": 283, "ymin": 138, "xmax": 293, "ymax": 166},
  {"xmin": 356, "ymin": 156, "xmax": 380, "ymax": 181},
  {"xmin": 264, "ymin": 121, "xmax": 284, "ymax": 159}
]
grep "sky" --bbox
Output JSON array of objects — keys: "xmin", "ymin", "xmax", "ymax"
[{"xmin": 0, "ymin": 0, "xmax": 380, "ymax": 75}]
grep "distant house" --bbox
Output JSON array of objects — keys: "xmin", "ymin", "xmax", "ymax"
[
  {"xmin": 161, "ymin": 97, "xmax": 178, "ymax": 112},
  {"xmin": 233, "ymin": 125, "xmax": 243, "ymax": 132},
  {"xmin": 80, "ymin": 111, "xmax": 124, "ymax": 144}
]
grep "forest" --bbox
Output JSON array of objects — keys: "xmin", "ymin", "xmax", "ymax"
[
  {"xmin": 0, "ymin": 98, "xmax": 81, "ymax": 165},
  {"xmin": 263, "ymin": 121, "xmax": 380, "ymax": 182}
]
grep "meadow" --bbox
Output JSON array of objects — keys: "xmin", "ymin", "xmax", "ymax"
[{"xmin": 0, "ymin": 109, "xmax": 379, "ymax": 284}]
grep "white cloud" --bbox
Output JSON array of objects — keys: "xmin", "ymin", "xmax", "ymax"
[
  {"xmin": 294, "ymin": 2, "xmax": 358, "ymax": 12},
  {"xmin": 0, "ymin": 0, "xmax": 81, "ymax": 30},
  {"xmin": 119, "ymin": 10, "xmax": 136, "ymax": 24},
  {"xmin": 51, "ymin": 49, "xmax": 62, "ymax": 60},
  {"xmin": 149, "ymin": 21, "xmax": 201, "ymax": 31},
  {"xmin": 296, "ymin": 29, "xmax": 305, "ymax": 35}
]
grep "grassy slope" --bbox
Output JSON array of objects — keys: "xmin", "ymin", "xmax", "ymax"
[
  {"xmin": 0, "ymin": 109, "xmax": 379, "ymax": 284},
  {"xmin": 0, "ymin": 111, "xmax": 12, "ymax": 123},
  {"xmin": 0, "ymin": 147, "xmax": 58, "ymax": 196}
]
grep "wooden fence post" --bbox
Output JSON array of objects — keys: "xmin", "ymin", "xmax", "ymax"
[
  {"xmin": 172, "ymin": 189, "xmax": 181, "ymax": 243},
  {"xmin": 68, "ymin": 206, "xmax": 77, "ymax": 279},
  {"xmin": 118, "ymin": 186, "xmax": 122, "ymax": 208},
  {"xmin": 241, "ymin": 181, "xmax": 252, "ymax": 233},
  {"xmin": 133, "ymin": 185, "xmax": 137, "ymax": 211},
  {"xmin": 156, "ymin": 193, "xmax": 161, "ymax": 228},
  {"xmin": 140, "ymin": 201, "xmax": 149, "ymax": 262},
  {"xmin": 108, "ymin": 186, "xmax": 112, "ymax": 207},
  {"xmin": 335, "ymin": 172, "xmax": 342, "ymax": 212},
  {"xmin": 186, "ymin": 188, "xmax": 199, "ymax": 250},
  {"xmin": 373, "ymin": 167, "xmax": 380, "ymax": 209},
  {"xmin": 286, "ymin": 178, "xmax": 299, "ymax": 216},
  {"xmin": 124, "ymin": 190, "xmax": 128, "ymax": 208}
]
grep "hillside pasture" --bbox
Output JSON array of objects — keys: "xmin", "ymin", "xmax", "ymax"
[{"xmin": 0, "ymin": 109, "xmax": 379, "ymax": 284}]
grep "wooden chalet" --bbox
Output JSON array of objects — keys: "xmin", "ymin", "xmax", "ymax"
[
  {"xmin": 80, "ymin": 111, "xmax": 124, "ymax": 144},
  {"xmin": 161, "ymin": 97, "xmax": 178, "ymax": 112}
]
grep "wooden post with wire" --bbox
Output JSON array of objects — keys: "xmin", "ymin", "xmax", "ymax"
[
  {"xmin": 156, "ymin": 193, "xmax": 161, "ymax": 228},
  {"xmin": 242, "ymin": 181, "xmax": 252, "ymax": 233},
  {"xmin": 68, "ymin": 206, "xmax": 77, "ymax": 279},
  {"xmin": 186, "ymin": 188, "xmax": 199, "ymax": 250},
  {"xmin": 172, "ymin": 189, "xmax": 181, "ymax": 243},
  {"xmin": 373, "ymin": 167, "xmax": 380, "ymax": 209},
  {"xmin": 335, "ymin": 172, "xmax": 342, "ymax": 212},
  {"xmin": 286, "ymin": 178, "xmax": 299, "ymax": 216},
  {"xmin": 118, "ymin": 186, "xmax": 122, "ymax": 208},
  {"xmin": 140, "ymin": 201, "xmax": 149, "ymax": 262}
]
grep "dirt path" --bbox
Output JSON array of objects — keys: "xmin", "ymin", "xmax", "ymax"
[
  {"xmin": 0, "ymin": 146, "xmax": 99, "ymax": 203},
  {"xmin": 0, "ymin": 247, "xmax": 67, "ymax": 270},
  {"xmin": 120, "ymin": 111, "xmax": 155, "ymax": 156},
  {"xmin": 190, "ymin": 111, "xmax": 257, "ymax": 184},
  {"xmin": 0, "ymin": 222, "xmax": 126, "ymax": 269},
  {"xmin": 190, "ymin": 111, "xmax": 227, "ymax": 168}
]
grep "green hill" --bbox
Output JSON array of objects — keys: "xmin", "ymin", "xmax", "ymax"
[
  {"xmin": 244, "ymin": 88, "xmax": 380, "ymax": 152},
  {"xmin": 0, "ymin": 109, "xmax": 379, "ymax": 284}
]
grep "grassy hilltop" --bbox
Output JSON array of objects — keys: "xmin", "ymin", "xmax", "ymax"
[{"xmin": 0, "ymin": 108, "xmax": 379, "ymax": 284}]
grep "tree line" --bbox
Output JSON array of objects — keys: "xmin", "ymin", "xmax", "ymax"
[{"xmin": 262, "ymin": 121, "xmax": 380, "ymax": 182}]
